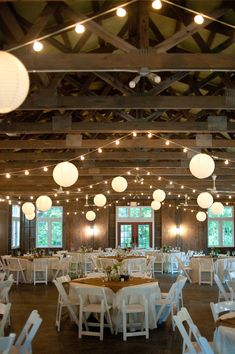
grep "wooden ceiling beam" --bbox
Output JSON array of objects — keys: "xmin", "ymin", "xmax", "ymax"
[
  {"xmin": 0, "ymin": 139, "xmax": 235, "ymax": 149},
  {"xmin": 19, "ymin": 95, "xmax": 235, "ymax": 110},
  {"xmin": 1, "ymin": 121, "xmax": 235, "ymax": 134},
  {"xmin": 18, "ymin": 53, "xmax": 235, "ymax": 72}
]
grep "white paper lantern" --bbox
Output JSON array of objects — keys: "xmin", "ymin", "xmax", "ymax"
[
  {"xmin": 86, "ymin": 210, "xmax": 96, "ymax": 221},
  {"xmin": 22, "ymin": 202, "xmax": 35, "ymax": 215},
  {"xmin": 196, "ymin": 211, "xmax": 207, "ymax": 222},
  {"xmin": 36, "ymin": 195, "xmax": 52, "ymax": 212},
  {"xmin": 53, "ymin": 161, "xmax": 79, "ymax": 188},
  {"xmin": 153, "ymin": 189, "xmax": 166, "ymax": 202},
  {"xmin": 189, "ymin": 153, "xmax": 215, "ymax": 179},
  {"xmin": 197, "ymin": 192, "xmax": 213, "ymax": 209},
  {"xmin": 111, "ymin": 176, "xmax": 128, "ymax": 192},
  {"xmin": 0, "ymin": 51, "xmax": 30, "ymax": 113},
  {"xmin": 94, "ymin": 194, "xmax": 107, "ymax": 207},
  {"xmin": 151, "ymin": 200, "xmax": 161, "ymax": 210},
  {"xmin": 211, "ymin": 202, "xmax": 224, "ymax": 215},
  {"xmin": 25, "ymin": 212, "xmax": 35, "ymax": 221}
]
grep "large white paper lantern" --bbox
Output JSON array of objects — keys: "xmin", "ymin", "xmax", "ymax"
[
  {"xmin": 53, "ymin": 161, "xmax": 79, "ymax": 188},
  {"xmin": 197, "ymin": 192, "xmax": 213, "ymax": 209},
  {"xmin": 196, "ymin": 211, "xmax": 207, "ymax": 222},
  {"xmin": 151, "ymin": 200, "xmax": 161, "ymax": 210},
  {"xmin": 211, "ymin": 202, "xmax": 224, "ymax": 215},
  {"xmin": 153, "ymin": 189, "xmax": 166, "ymax": 202},
  {"xmin": 25, "ymin": 212, "xmax": 35, "ymax": 221},
  {"xmin": 111, "ymin": 176, "xmax": 128, "ymax": 192},
  {"xmin": 189, "ymin": 153, "xmax": 215, "ymax": 179},
  {"xmin": 94, "ymin": 194, "xmax": 107, "ymax": 207},
  {"xmin": 0, "ymin": 51, "xmax": 30, "ymax": 113},
  {"xmin": 36, "ymin": 195, "xmax": 52, "ymax": 212},
  {"xmin": 22, "ymin": 202, "xmax": 35, "ymax": 215},
  {"xmin": 86, "ymin": 210, "xmax": 96, "ymax": 221}
]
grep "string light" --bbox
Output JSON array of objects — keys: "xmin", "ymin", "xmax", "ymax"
[
  {"xmin": 25, "ymin": 170, "xmax": 29, "ymax": 175},
  {"xmin": 33, "ymin": 41, "xmax": 43, "ymax": 52},
  {"xmin": 165, "ymin": 140, "xmax": 170, "ymax": 145},
  {"xmin": 66, "ymin": 191, "xmax": 69, "ymax": 195},
  {"xmin": 6, "ymin": 173, "xmax": 11, "ymax": 179},
  {"xmin": 80, "ymin": 155, "xmax": 85, "ymax": 160},
  {"xmin": 152, "ymin": 0, "xmax": 162, "ymax": 10},
  {"xmin": 148, "ymin": 133, "xmax": 152, "ymax": 138},
  {"xmin": 194, "ymin": 14, "xmax": 204, "ymax": 24},
  {"xmin": 75, "ymin": 23, "xmax": 85, "ymax": 34},
  {"xmin": 132, "ymin": 132, "xmax": 137, "ymax": 137},
  {"xmin": 43, "ymin": 167, "xmax": 48, "ymax": 172},
  {"xmin": 225, "ymin": 160, "xmax": 229, "ymax": 165},
  {"xmin": 54, "ymin": 193, "xmax": 57, "ymax": 197},
  {"xmin": 98, "ymin": 148, "xmax": 102, "ymax": 153},
  {"xmin": 116, "ymin": 7, "xmax": 127, "ymax": 17},
  {"xmin": 115, "ymin": 140, "xmax": 120, "ymax": 145},
  {"xmin": 183, "ymin": 148, "xmax": 187, "ymax": 153}
]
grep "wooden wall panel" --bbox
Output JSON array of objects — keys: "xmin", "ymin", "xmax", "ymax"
[{"xmin": 0, "ymin": 204, "xmax": 9, "ymax": 255}]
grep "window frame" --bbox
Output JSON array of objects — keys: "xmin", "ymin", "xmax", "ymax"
[
  {"xmin": 207, "ymin": 206, "xmax": 234, "ymax": 248},
  {"xmin": 116, "ymin": 206, "xmax": 154, "ymax": 248},
  {"xmin": 36, "ymin": 206, "xmax": 63, "ymax": 248},
  {"xmin": 11, "ymin": 204, "xmax": 21, "ymax": 249}
]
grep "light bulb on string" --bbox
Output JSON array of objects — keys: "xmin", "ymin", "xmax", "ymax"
[
  {"xmin": 43, "ymin": 166, "xmax": 48, "ymax": 172},
  {"xmin": 6, "ymin": 173, "xmax": 11, "ymax": 179},
  {"xmin": 194, "ymin": 14, "xmax": 204, "ymax": 24},
  {"xmin": 98, "ymin": 148, "xmax": 102, "ymax": 153},
  {"xmin": 80, "ymin": 155, "xmax": 85, "ymax": 160},
  {"xmin": 152, "ymin": 0, "xmax": 162, "ymax": 10},
  {"xmin": 116, "ymin": 7, "xmax": 127, "ymax": 17},
  {"xmin": 25, "ymin": 170, "xmax": 29, "ymax": 175},
  {"xmin": 33, "ymin": 41, "xmax": 43, "ymax": 52},
  {"xmin": 115, "ymin": 140, "xmax": 120, "ymax": 145},
  {"xmin": 75, "ymin": 23, "xmax": 85, "ymax": 34},
  {"xmin": 132, "ymin": 132, "xmax": 137, "ymax": 137},
  {"xmin": 225, "ymin": 160, "xmax": 229, "ymax": 165}
]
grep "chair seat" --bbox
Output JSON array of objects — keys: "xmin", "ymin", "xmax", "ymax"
[
  {"xmin": 124, "ymin": 304, "xmax": 145, "ymax": 313},
  {"xmin": 83, "ymin": 304, "xmax": 111, "ymax": 313}
]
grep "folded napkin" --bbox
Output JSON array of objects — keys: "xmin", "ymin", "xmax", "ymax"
[{"xmin": 215, "ymin": 311, "xmax": 235, "ymax": 328}]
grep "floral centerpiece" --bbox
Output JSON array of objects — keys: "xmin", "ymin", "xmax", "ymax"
[
  {"xmin": 162, "ymin": 245, "xmax": 172, "ymax": 253},
  {"xmin": 105, "ymin": 262, "xmax": 129, "ymax": 281}
]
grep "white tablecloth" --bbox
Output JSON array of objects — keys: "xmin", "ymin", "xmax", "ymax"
[
  {"xmin": 69, "ymin": 280, "xmax": 161, "ymax": 330},
  {"xmin": 214, "ymin": 257, "xmax": 235, "ymax": 283},
  {"xmin": 16, "ymin": 257, "xmax": 58, "ymax": 283},
  {"xmin": 214, "ymin": 325, "xmax": 235, "ymax": 354}
]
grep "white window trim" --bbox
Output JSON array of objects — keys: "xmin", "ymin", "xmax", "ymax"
[
  {"xmin": 12, "ymin": 204, "xmax": 20, "ymax": 249},
  {"xmin": 115, "ymin": 206, "xmax": 154, "ymax": 248},
  {"xmin": 208, "ymin": 206, "xmax": 234, "ymax": 248},
  {"xmin": 36, "ymin": 207, "xmax": 63, "ymax": 248}
]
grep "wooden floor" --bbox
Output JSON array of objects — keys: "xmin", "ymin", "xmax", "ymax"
[{"xmin": 9, "ymin": 274, "xmax": 217, "ymax": 354}]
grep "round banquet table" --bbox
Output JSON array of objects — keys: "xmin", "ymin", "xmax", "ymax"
[
  {"xmin": 214, "ymin": 312, "xmax": 235, "ymax": 354},
  {"xmin": 14, "ymin": 256, "xmax": 59, "ymax": 283},
  {"xmin": 69, "ymin": 277, "xmax": 161, "ymax": 330},
  {"xmin": 189, "ymin": 256, "xmax": 214, "ymax": 283}
]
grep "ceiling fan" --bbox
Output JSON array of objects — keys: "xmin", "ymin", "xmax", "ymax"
[
  {"xmin": 179, "ymin": 194, "xmax": 197, "ymax": 207},
  {"xmin": 84, "ymin": 194, "xmax": 95, "ymax": 207},
  {"xmin": 207, "ymin": 175, "xmax": 235, "ymax": 194},
  {"xmin": 53, "ymin": 186, "xmax": 64, "ymax": 194}
]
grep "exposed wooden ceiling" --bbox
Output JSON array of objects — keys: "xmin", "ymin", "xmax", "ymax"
[{"xmin": 1, "ymin": 0, "xmax": 235, "ymax": 207}]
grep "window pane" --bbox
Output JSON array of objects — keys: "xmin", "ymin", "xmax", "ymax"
[
  {"xmin": 141, "ymin": 207, "xmax": 152, "ymax": 218},
  {"xmin": 208, "ymin": 220, "xmax": 219, "ymax": 247},
  {"xmin": 37, "ymin": 221, "xmax": 48, "ymax": 247},
  {"xmin": 12, "ymin": 205, "xmax": 20, "ymax": 217},
  {"xmin": 118, "ymin": 208, "xmax": 128, "ymax": 218},
  {"xmin": 222, "ymin": 221, "xmax": 234, "ymax": 247},
  {"xmin": 208, "ymin": 206, "xmax": 233, "ymax": 218},
  {"xmin": 37, "ymin": 207, "xmax": 62, "ymax": 219},
  {"xmin": 138, "ymin": 224, "xmax": 150, "ymax": 249},
  {"xmin": 51, "ymin": 221, "xmax": 63, "ymax": 247},
  {"xmin": 130, "ymin": 208, "xmax": 140, "ymax": 218},
  {"xmin": 120, "ymin": 225, "xmax": 132, "ymax": 248}
]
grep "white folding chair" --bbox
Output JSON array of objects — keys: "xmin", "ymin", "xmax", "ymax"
[
  {"xmin": 0, "ymin": 272, "xmax": 6, "ymax": 282},
  {"xmin": 1, "ymin": 256, "xmax": 11, "ymax": 276},
  {"xmin": 85, "ymin": 272, "xmax": 105, "ymax": 278},
  {"xmin": 124, "ymin": 258, "xmax": 147, "ymax": 276},
  {"xmin": 0, "ymin": 333, "xmax": 16, "ymax": 354},
  {"xmin": 198, "ymin": 259, "xmax": 214, "ymax": 286},
  {"xmin": 0, "ymin": 279, "xmax": 14, "ymax": 304},
  {"xmin": 226, "ymin": 281, "xmax": 235, "ymax": 300},
  {"xmin": 116, "ymin": 286, "xmax": 149, "ymax": 341},
  {"xmin": 214, "ymin": 274, "xmax": 230, "ymax": 301},
  {"xmin": 173, "ymin": 307, "xmax": 205, "ymax": 354},
  {"xmin": 52, "ymin": 257, "xmax": 70, "ymax": 280},
  {"xmin": 76, "ymin": 286, "xmax": 113, "ymax": 340},
  {"xmin": 33, "ymin": 259, "xmax": 48, "ymax": 285},
  {"xmin": 146, "ymin": 256, "xmax": 156, "ymax": 278},
  {"xmin": 198, "ymin": 336, "xmax": 215, "ymax": 354},
  {"xmin": 154, "ymin": 253, "xmax": 164, "ymax": 274},
  {"xmin": 0, "ymin": 303, "xmax": 11, "ymax": 337},
  {"xmin": 170, "ymin": 255, "xmax": 179, "ymax": 274},
  {"xmin": 176, "ymin": 256, "xmax": 192, "ymax": 283},
  {"xmin": 7, "ymin": 258, "xmax": 26, "ymax": 285},
  {"xmin": 210, "ymin": 300, "xmax": 235, "ymax": 322},
  {"xmin": 12, "ymin": 310, "xmax": 42, "ymax": 354},
  {"xmin": 156, "ymin": 281, "xmax": 178, "ymax": 330},
  {"xmin": 53, "ymin": 276, "xmax": 79, "ymax": 332}
]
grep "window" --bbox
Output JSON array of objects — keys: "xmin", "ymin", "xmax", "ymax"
[
  {"xmin": 36, "ymin": 207, "xmax": 63, "ymax": 248},
  {"xmin": 208, "ymin": 206, "xmax": 234, "ymax": 247},
  {"xmin": 12, "ymin": 204, "xmax": 20, "ymax": 249},
  {"xmin": 116, "ymin": 206, "xmax": 154, "ymax": 249}
]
